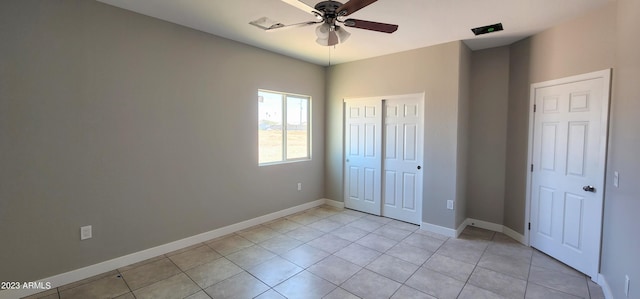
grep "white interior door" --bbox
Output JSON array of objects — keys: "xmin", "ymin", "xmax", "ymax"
[
  {"xmin": 382, "ymin": 97, "xmax": 423, "ymax": 224},
  {"xmin": 344, "ymin": 99, "xmax": 382, "ymax": 215},
  {"xmin": 529, "ymin": 70, "xmax": 610, "ymax": 279}
]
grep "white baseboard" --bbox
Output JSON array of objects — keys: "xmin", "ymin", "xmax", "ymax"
[
  {"xmin": 598, "ymin": 273, "xmax": 614, "ymax": 299},
  {"xmin": 0, "ymin": 199, "xmax": 326, "ymax": 299},
  {"xmin": 502, "ymin": 226, "xmax": 526, "ymax": 244},
  {"xmin": 465, "ymin": 218, "xmax": 503, "ymax": 232},
  {"xmin": 420, "ymin": 222, "xmax": 457, "ymax": 238},
  {"xmin": 459, "ymin": 218, "xmax": 526, "ymax": 245},
  {"xmin": 323, "ymin": 198, "xmax": 345, "ymax": 209},
  {"xmin": 455, "ymin": 221, "xmax": 467, "ymax": 237},
  {"xmin": 417, "ymin": 218, "xmax": 527, "ymax": 246}
]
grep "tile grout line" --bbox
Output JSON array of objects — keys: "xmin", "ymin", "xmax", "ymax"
[
  {"xmin": 166, "ymin": 256, "xmax": 206, "ymax": 299},
  {"xmin": 115, "ymin": 267, "xmax": 134, "ymax": 297},
  {"xmin": 454, "ymin": 231, "xmax": 494, "ymax": 299},
  {"xmin": 524, "ymin": 240, "xmax": 534, "ymax": 299},
  {"xmin": 32, "ymin": 205, "xmax": 603, "ymax": 299}
]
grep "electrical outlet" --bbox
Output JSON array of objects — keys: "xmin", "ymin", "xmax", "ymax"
[
  {"xmin": 614, "ymin": 171, "xmax": 619, "ymax": 187},
  {"xmin": 297, "ymin": 183, "xmax": 302, "ymax": 191},
  {"xmin": 447, "ymin": 200, "xmax": 454, "ymax": 210},
  {"xmin": 625, "ymin": 275, "xmax": 630, "ymax": 297},
  {"xmin": 80, "ymin": 225, "xmax": 92, "ymax": 240}
]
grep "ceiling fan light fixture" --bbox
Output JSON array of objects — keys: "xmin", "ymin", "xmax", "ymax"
[
  {"xmin": 316, "ymin": 37, "xmax": 330, "ymax": 46},
  {"xmin": 335, "ymin": 26, "xmax": 350, "ymax": 43},
  {"xmin": 315, "ymin": 23, "xmax": 350, "ymax": 46},
  {"xmin": 315, "ymin": 23, "xmax": 331, "ymax": 39}
]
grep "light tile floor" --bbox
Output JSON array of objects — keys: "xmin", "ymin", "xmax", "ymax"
[{"xmin": 25, "ymin": 205, "xmax": 606, "ymax": 299}]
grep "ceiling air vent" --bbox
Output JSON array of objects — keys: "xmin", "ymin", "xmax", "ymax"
[
  {"xmin": 471, "ymin": 23, "xmax": 503, "ymax": 36},
  {"xmin": 250, "ymin": 17, "xmax": 284, "ymax": 30}
]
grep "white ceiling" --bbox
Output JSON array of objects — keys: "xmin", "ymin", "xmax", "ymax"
[{"xmin": 97, "ymin": 0, "xmax": 611, "ymax": 66}]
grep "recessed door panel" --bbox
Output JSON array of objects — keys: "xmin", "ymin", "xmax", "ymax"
[
  {"xmin": 384, "ymin": 171, "xmax": 397, "ymax": 206},
  {"xmin": 567, "ymin": 122, "xmax": 588, "ymax": 177},
  {"xmin": 541, "ymin": 123, "xmax": 558, "ymax": 171},
  {"xmin": 385, "ymin": 124, "xmax": 397, "ymax": 159},
  {"xmin": 365, "ymin": 124, "xmax": 376, "ymax": 157},
  {"xmin": 543, "ymin": 96, "xmax": 560, "ymax": 113},
  {"xmin": 537, "ymin": 186, "xmax": 554, "ymax": 238},
  {"xmin": 348, "ymin": 167, "xmax": 360, "ymax": 198},
  {"xmin": 349, "ymin": 125, "xmax": 359, "ymax": 156},
  {"xmin": 403, "ymin": 124, "xmax": 417, "ymax": 161},
  {"xmin": 402, "ymin": 173, "xmax": 416, "ymax": 210},
  {"xmin": 569, "ymin": 92, "xmax": 590, "ymax": 112},
  {"xmin": 563, "ymin": 193, "xmax": 584, "ymax": 251},
  {"xmin": 364, "ymin": 168, "xmax": 376, "ymax": 203}
]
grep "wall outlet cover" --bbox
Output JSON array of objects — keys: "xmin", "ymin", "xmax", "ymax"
[{"xmin": 80, "ymin": 225, "xmax": 92, "ymax": 240}]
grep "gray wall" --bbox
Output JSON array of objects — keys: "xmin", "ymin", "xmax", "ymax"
[
  {"xmin": 504, "ymin": 3, "xmax": 616, "ymax": 233},
  {"xmin": 601, "ymin": 0, "xmax": 640, "ymax": 297},
  {"xmin": 0, "ymin": 0, "xmax": 325, "ymax": 282},
  {"xmin": 325, "ymin": 42, "xmax": 466, "ymax": 229},
  {"xmin": 468, "ymin": 4, "xmax": 639, "ymax": 295},
  {"xmin": 467, "ymin": 47, "xmax": 510, "ymax": 224}
]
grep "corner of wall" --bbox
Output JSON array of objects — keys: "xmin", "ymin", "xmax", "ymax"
[{"xmin": 455, "ymin": 42, "xmax": 473, "ymax": 228}]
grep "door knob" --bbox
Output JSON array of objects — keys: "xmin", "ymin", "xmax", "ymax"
[
  {"xmin": 583, "ymin": 185, "xmax": 596, "ymax": 192},
  {"xmin": 417, "ymin": 166, "xmax": 421, "ymax": 170}
]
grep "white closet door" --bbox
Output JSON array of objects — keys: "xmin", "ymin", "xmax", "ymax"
[
  {"xmin": 382, "ymin": 96, "xmax": 423, "ymax": 225},
  {"xmin": 344, "ymin": 99, "xmax": 382, "ymax": 215},
  {"xmin": 344, "ymin": 94, "xmax": 424, "ymax": 225}
]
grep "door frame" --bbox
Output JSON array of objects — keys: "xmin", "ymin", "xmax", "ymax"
[
  {"xmin": 524, "ymin": 69, "xmax": 611, "ymax": 278},
  {"xmin": 343, "ymin": 92, "xmax": 425, "ymax": 224}
]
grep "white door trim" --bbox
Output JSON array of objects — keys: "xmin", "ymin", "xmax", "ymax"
[{"xmin": 524, "ymin": 69, "xmax": 611, "ymax": 278}]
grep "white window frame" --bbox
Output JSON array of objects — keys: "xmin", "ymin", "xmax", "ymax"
[{"xmin": 258, "ymin": 89, "xmax": 311, "ymax": 165}]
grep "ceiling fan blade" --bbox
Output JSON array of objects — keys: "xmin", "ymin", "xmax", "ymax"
[
  {"xmin": 266, "ymin": 21, "xmax": 321, "ymax": 31},
  {"xmin": 281, "ymin": 0, "xmax": 321, "ymax": 16},
  {"xmin": 343, "ymin": 18, "xmax": 398, "ymax": 33},
  {"xmin": 337, "ymin": 0, "xmax": 378, "ymax": 16},
  {"xmin": 328, "ymin": 30, "xmax": 339, "ymax": 46}
]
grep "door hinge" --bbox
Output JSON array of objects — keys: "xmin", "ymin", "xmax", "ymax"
[
  {"xmin": 533, "ymin": 104, "xmax": 537, "ymax": 112},
  {"xmin": 531, "ymin": 164, "xmax": 533, "ymax": 172},
  {"xmin": 528, "ymin": 222, "xmax": 531, "ymax": 230}
]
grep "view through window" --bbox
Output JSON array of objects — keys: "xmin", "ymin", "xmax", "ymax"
[{"xmin": 258, "ymin": 90, "xmax": 310, "ymax": 164}]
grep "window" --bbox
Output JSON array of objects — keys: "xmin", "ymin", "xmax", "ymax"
[{"xmin": 258, "ymin": 90, "xmax": 310, "ymax": 165}]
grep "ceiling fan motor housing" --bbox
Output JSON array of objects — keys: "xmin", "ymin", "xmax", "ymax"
[{"xmin": 314, "ymin": 1, "xmax": 344, "ymax": 19}]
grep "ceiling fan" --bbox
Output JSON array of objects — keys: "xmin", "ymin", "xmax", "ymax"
[{"xmin": 252, "ymin": 0, "xmax": 398, "ymax": 46}]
